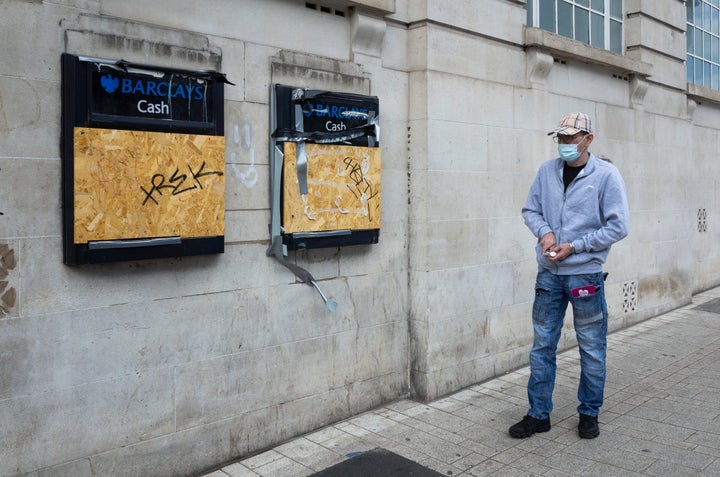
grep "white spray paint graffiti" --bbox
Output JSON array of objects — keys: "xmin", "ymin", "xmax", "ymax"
[{"xmin": 229, "ymin": 122, "xmax": 258, "ymax": 187}]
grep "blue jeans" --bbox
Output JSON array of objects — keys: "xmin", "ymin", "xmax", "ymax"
[{"xmin": 527, "ymin": 268, "xmax": 608, "ymax": 420}]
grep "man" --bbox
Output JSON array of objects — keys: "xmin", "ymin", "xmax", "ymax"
[{"xmin": 510, "ymin": 112, "xmax": 629, "ymax": 440}]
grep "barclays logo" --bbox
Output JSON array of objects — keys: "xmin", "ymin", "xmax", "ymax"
[
  {"xmin": 100, "ymin": 74, "xmax": 120, "ymax": 93},
  {"xmin": 303, "ymin": 102, "xmax": 368, "ymax": 119},
  {"xmin": 97, "ymin": 74, "xmax": 205, "ymax": 100}
]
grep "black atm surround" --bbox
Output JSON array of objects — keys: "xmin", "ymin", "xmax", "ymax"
[
  {"xmin": 61, "ymin": 54, "xmax": 229, "ymax": 265},
  {"xmin": 270, "ymin": 84, "xmax": 381, "ymax": 251}
]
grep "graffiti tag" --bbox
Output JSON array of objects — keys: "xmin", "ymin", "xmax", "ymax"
[{"xmin": 141, "ymin": 161, "xmax": 223, "ymax": 206}]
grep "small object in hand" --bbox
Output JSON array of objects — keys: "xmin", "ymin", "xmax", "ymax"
[{"xmin": 544, "ymin": 250, "xmax": 557, "ymax": 258}]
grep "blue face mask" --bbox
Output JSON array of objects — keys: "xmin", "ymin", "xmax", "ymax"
[{"xmin": 558, "ymin": 144, "xmax": 581, "ymax": 162}]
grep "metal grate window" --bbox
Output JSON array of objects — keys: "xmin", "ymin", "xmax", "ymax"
[
  {"xmin": 525, "ymin": 0, "xmax": 624, "ymax": 55},
  {"xmin": 623, "ymin": 280, "xmax": 637, "ymax": 313},
  {"xmin": 687, "ymin": 0, "xmax": 720, "ymax": 90},
  {"xmin": 698, "ymin": 208, "xmax": 708, "ymax": 232}
]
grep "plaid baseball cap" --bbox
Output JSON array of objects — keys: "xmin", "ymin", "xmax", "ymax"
[{"xmin": 547, "ymin": 112, "xmax": 593, "ymax": 136}]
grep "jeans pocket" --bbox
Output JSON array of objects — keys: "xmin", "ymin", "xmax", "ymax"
[
  {"xmin": 532, "ymin": 287, "xmax": 553, "ymax": 324},
  {"xmin": 573, "ymin": 297, "xmax": 603, "ymax": 326},
  {"xmin": 570, "ymin": 273, "xmax": 604, "ymax": 326}
]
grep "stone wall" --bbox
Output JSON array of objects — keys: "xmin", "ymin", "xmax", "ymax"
[{"xmin": 1, "ymin": 0, "xmax": 718, "ymax": 475}]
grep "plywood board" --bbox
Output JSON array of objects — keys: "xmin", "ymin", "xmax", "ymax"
[
  {"xmin": 282, "ymin": 142, "xmax": 381, "ymax": 234},
  {"xmin": 73, "ymin": 127, "xmax": 225, "ymax": 243}
]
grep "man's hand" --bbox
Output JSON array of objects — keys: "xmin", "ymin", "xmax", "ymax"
[
  {"xmin": 540, "ymin": 232, "xmax": 556, "ymax": 255},
  {"xmin": 544, "ymin": 242, "xmax": 574, "ymax": 262}
]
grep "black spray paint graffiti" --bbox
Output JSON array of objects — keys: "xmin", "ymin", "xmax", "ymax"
[
  {"xmin": 343, "ymin": 156, "xmax": 379, "ymax": 221},
  {"xmin": 141, "ymin": 161, "xmax": 223, "ymax": 206}
]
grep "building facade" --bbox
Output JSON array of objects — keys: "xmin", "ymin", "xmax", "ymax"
[{"xmin": 1, "ymin": 0, "xmax": 717, "ymax": 475}]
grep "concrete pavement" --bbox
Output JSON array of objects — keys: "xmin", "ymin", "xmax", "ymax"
[{"xmin": 200, "ymin": 287, "xmax": 720, "ymax": 477}]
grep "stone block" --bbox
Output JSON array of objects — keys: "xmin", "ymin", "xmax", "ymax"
[
  {"xmin": 377, "ymin": 167, "xmax": 408, "ymax": 223},
  {"xmin": 408, "ymin": 74, "xmax": 430, "ymax": 121},
  {"xmin": 175, "ymin": 320, "xmax": 405, "ymax": 431},
  {"xmin": 292, "ymin": 247, "xmax": 341, "ymax": 282},
  {"xmin": 596, "ymin": 104, "xmax": 640, "ymax": 142},
  {"xmin": 427, "ymin": 120, "xmax": 489, "ymax": 172},
  {"xmin": 246, "ymin": 43, "xmax": 280, "ymax": 104},
  {"xmin": 382, "ymin": 22, "xmax": 410, "ymax": 71},
  {"xmin": 270, "ymin": 51, "xmax": 370, "ymax": 97},
  {"xmin": 371, "ymin": 67, "xmax": 408, "ymax": 121},
  {"xmin": 0, "ymin": 1, "xmax": 69, "ymax": 82},
  {"xmin": 0, "ymin": 371, "xmax": 174, "ymax": 476},
  {"xmin": 0, "ymin": 290, "xmax": 308, "ymax": 398},
  {"xmin": 0, "ymin": 77, "xmax": 60, "ymax": 159},
  {"xmin": 692, "ymin": 101, "xmax": 720, "ymax": 130},
  {"xmin": 63, "ymin": 15, "xmax": 221, "ymax": 72},
  {"xmin": 225, "ymin": 100, "xmax": 269, "ymax": 166},
  {"xmin": 0, "ymin": 158, "xmax": 60, "ymax": 239},
  {"xmin": 626, "ymin": 0, "xmax": 687, "ymax": 32},
  {"xmin": 425, "ymin": 219, "xmax": 488, "ymax": 270},
  {"xmin": 623, "ymin": 175, "xmax": 656, "ymax": 213},
  {"xmin": 653, "ymin": 114, "xmax": 692, "ymax": 147},
  {"xmin": 486, "ymin": 302, "xmax": 534, "ymax": 354},
  {"xmin": 625, "ymin": 14, "xmax": 686, "ymax": 61},
  {"xmin": 353, "ymin": 320, "xmax": 408, "ymax": 381},
  {"xmin": 487, "ymin": 216, "xmax": 530, "ymax": 264},
  {"xmin": 426, "ymin": 263, "xmax": 514, "ymax": 319},
  {"xmin": 338, "ymin": 218, "xmax": 408, "ymax": 275},
  {"xmin": 426, "ymin": 170, "xmax": 486, "ymax": 221},
  {"xmin": 408, "ymin": 0, "xmax": 525, "ymax": 44},
  {"xmin": 426, "ymin": 311, "xmax": 490, "ymax": 366},
  {"xmin": 420, "ymin": 355, "xmax": 496, "ymax": 400},
  {"xmin": 380, "ymin": 117, "xmax": 410, "ymax": 171},
  {"xmin": 427, "ymin": 72, "xmax": 514, "ymax": 127},
  {"xmin": 101, "ymin": 0, "xmax": 351, "ymax": 61},
  {"xmin": 546, "ymin": 61, "xmax": 629, "ymax": 107},
  {"xmin": 345, "ymin": 271, "xmax": 408, "ymax": 327},
  {"xmin": 512, "ymin": 88, "xmax": 552, "ymax": 139},
  {"xmin": 19, "ymin": 238, "xmax": 283, "ymax": 316},
  {"xmin": 87, "ymin": 413, "xmax": 246, "ymax": 477},
  {"xmin": 225, "ymin": 163, "xmax": 269, "ymax": 212},
  {"xmin": 426, "ymin": 27, "xmax": 526, "ymax": 87},
  {"xmin": 211, "ymin": 36, "xmax": 246, "ymax": 102},
  {"xmin": 225, "ymin": 209, "xmax": 268, "ymax": 243},
  {"xmin": 512, "ymin": 258, "xmax": 538, "ymax": 304},
  {"xmin": 407, "ymin": 26, "xmax": 429, "ymax": 72},
  {"xmin": 626, "ymin": 48, "xmax": 685, "ymax": 90},
  {"xmin": 427, "ymin": 170, "xmax": 515, "ymax": 221},
  {"xmin": 640, "ymin": 85, "xmax": 687, "ymax": 118}
]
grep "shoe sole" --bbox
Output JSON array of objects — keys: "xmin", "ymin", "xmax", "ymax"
[
  {"xmin": 579, "ymin": 429, "xmax": 599, "ymax": 439},
  {"xmin": 509, "ymin": 425, "xmax": 551, "ymax": 439}
]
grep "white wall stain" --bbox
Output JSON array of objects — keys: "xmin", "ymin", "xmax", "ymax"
[{"xmin": 229, "ymin": 122, "xmax": 258, "ymax": 187}]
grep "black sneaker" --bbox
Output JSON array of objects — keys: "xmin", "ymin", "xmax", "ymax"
[
  {"xmin": 578, "ymin": 414, "xmax": 599, "ymax": 439},
  {"xmin": 509, "ymin": 415, "xmax": 551, "ymax": 438}
]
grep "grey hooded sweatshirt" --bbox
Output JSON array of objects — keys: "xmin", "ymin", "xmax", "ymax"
[{"xmin": 522, "ymin": 153, "xmax": 629, "ymax": 275}]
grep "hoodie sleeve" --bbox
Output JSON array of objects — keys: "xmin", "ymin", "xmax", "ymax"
[
  {"xmin": 575, "ymin": 166, "xmax": 629, "ymax": 253},
  {"xmin": 522, "ymin": 168, "xmax": 553, "ymax": 239}
]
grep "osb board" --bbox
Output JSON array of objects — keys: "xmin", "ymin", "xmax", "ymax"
[
  {"xmin": 282, "ymin": 142, "xmax": 381, "ymax": 234},
  {"xmin": 73, "ymin": 127, "xmax": 225, "ymax": 244}
]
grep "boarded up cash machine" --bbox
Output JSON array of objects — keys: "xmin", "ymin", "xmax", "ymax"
[
  {"xmin": 267, "ymin": 85, "xmax": 380, "ymax": 309},
  {"xmin": 61, "ymin": 54, "xmax": 230, "ymax": 264}
]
